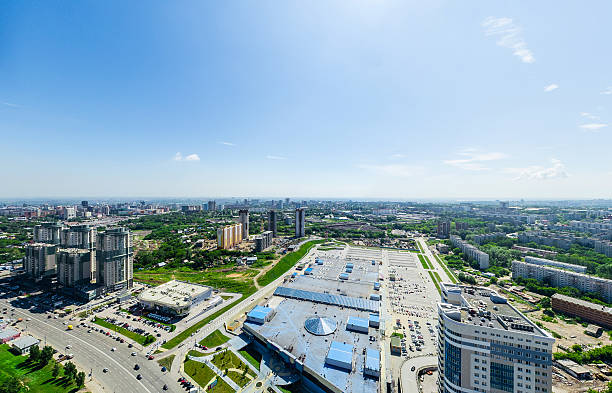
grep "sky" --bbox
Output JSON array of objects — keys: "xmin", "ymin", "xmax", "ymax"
[{"xmin": 1, "ymin": 1, "xmax": 611, "ymax": 200}]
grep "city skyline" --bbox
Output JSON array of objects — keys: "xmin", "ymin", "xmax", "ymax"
[{"xmin": 2, "ymin": 1, "xmax": 612, "ymax": 199}]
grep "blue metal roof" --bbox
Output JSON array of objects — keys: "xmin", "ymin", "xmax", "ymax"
[
  {"xmin": 339, "ymin": 273, "xmax": 349, "ymax": 280},
  {"xmin": 365, "ymin": 349, "xmax": 380, "ymax": 372},
  {"xmin": 347, "ymin": 316, "xmax": 369, "ymax": 330},
  {"xmin": 326, "ymin": 341, "xmax": 353, "ymax": 370},
  {"xmin": 273, "ymin": 286, "xmax": 380, "ymax": 312},
  {"xmin": 346, "ymin": 263, "xmax": 354, "ymax": 268},
  {"xmin": 369, "ymin": 314, "xmax": 380, "ymax": 323},
  {"xmin": 247, "ymin": 305, "xmax": 273, "ymax": 321}
]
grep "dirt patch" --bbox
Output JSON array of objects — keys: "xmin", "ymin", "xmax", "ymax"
[{"xmin": 226, "ymin": 273, "xmax": 243, "ymax": 278}]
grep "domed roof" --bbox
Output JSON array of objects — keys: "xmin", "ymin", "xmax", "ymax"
[{"xmin": 304, "ymin": 316, "xmax": 337, "ymax": 336}]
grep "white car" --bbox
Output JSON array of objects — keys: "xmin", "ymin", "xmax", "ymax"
[
  {"xmin": 131, "ymin": 352, "xmax": 137, "ymax": 356},
  {"xmin": 111, "ymin": 347, "xmax": 116, "ymax": 352}
]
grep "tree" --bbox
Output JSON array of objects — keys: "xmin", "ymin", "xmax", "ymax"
[
  {"xmin": 40, "ymin": 346, "xmax": 54, "ymax": 365},
  {"xmin": 28, "ymin": 345, "xmax": 40, "ymax": 363},
  {"xmin": 0, "ymin": 376, "xmax": 22, "ymax": 393},
  {"xmin": 52, "ymin": 363, "xmax": 61, "ymax": 378},
  {"xmin": 64, "ymin": 361, "xmax": 77, "ymax": 381},
  {"xmin": 75, "ymin": 371, "xmax": 85, "ymax": 388}
]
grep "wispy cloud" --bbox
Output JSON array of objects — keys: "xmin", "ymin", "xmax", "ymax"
[
  {"xmin": 579, "ymin": 123, "xmax": 608, "ymax": 131},
  {"xmin": 266, "ymin": 155, "xmax": 286, "ymax": 160},
  {"xmin": 544, "ymin": 84, "xmax": 559, "ymax": 92},
  {"xmin": 443, "ymin": 149, "xmax": 508, "ymax": 171},
  {"xmin": 580, "ymin": 112, "xmax": 600, "ymax": 121},
  {"xmin": 1, "ymin": 101, "xmax": 20, "ymax": 108},
  {"xmin": 174, "ymin": 152, "xmax": 200, "ymax": 162},
  {"xmin": 219, "ymin": 141, "xmax": 235, "ymax": 146},
  {"xmin": 390, "ymin": 153, "xmax": 406, "ymax": 159},
  {"xmin": 482, "ymin": 17, "xmax": 534, "ymax": 64},
  {"xmin": 601, "ymin": 87, "xmax": 612, "ymax": 95},
  {"xmin": 504, "ymin": 159, "xmax": 568, "ymax": 180},
  {"xmin": 358, "ymin": 164, "xmax": 423, "ymax": 178}
]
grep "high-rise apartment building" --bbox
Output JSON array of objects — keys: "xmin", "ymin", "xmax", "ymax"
[
  {"xmin": 33, "ymin": 222, "xmax": 63, "ymax": 244},
  {"xmin": 239, "ymin": 209, "xmax": 249, "ymax": 240},
  {"xmin": 217, "ymin": 223, "xmax": 243, "ymax": 249},
  {"xmin": 268, "ymin": 210, "xmax": 277, "ymax": 237},
  {"xmin": 62, "ymin": 206, "xmax": 76, "ymax": 220},
  {"xmin": 450, "ymin": 235, "xmax": 490, "ymax": 269},
  {"xmin": 295, "ymin": 208, "xmax": 305, "ymax": 238},
  {"xmin": 437, "ymin": 220, "xmax": 451, "ymax": 238},
  {"xmin": 438, "ymin": 282, "xmax": 554, "ymax": 393},
  {"xmin": 24, "ymin": 244, "xmax": 57, "ymax": 280},
  {"xmin": 96, "ymin": 227, "xmax": 133, "ymax": 291},
  {"xmin": 207, "ymin": 200, "xmax": 217, "ymax": 212},
  {"xmin": 255, "ymin": 231, "xmax": 273, "ymax": 252},
  {"xmin": 57, "ymin": 249, "xmax": 94, "ymax": 287}
]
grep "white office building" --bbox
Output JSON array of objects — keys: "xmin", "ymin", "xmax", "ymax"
[{"xmin": 438, "ymin": 282, "xmax": 554, "ymax": 393}]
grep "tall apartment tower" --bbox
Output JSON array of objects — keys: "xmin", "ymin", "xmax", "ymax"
[
  {"xmin": 268, "ymin": 210, "xmax": 277, "ymax": 237},
  {"xmin": 437, "ymin": 220, "xmax": 450, "ymax": 238},
  {"xmin": 295, "ymin": 208, "xmax": 305, "ymax": 238},
  {"xmin": 96, "ymin": 228, "xmax": 133, "ymax": 292},
  {"xmin": 216, "ymin": 224, "xmax": 243, "ymax": 249},
  {"xmin": 438, "ymin": 283, "xmax": 554, "ymax": 393},
  {"xmin": 33, "ymin": 222, "xmax": 63, "ymax": 244},
  {"xmin": 60, "ymin": 225, "xmax": 97, "ymax": 283},
  {"xmin": 238, "ymin": 209, "xmax": 249, "ymax": 240},
  {"xmin": 57, "ymin": 249, "xmax": 93, "ymax": 287},
  {"xmin": 207, "ymin": 200, "xmax": 217, "ymax": 212},
  {"xmin": 24, "ymin": 244, "xmax": 57, "ymax": 281}
]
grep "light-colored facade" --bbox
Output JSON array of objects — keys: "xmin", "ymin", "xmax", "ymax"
[
  {"xmin": 255, "ymin": 230, "xmax": 273, "ymax": 252},
  {"xmin": 594, "ymin": 239, "xmax": 612, "ymax": 257},
  {"xmin": 472, "ymin": 232, "xmax": 506, "ymax": 245},
  {"xmin": 512, "ymin": 260, "xmax": 612, "ymax": 302},
  {"xmin": 137, "ymin": 280, "xmax": 213, "ymax": 316},
  {"xmin": 295, "ymin": 207, "xmax": 305, "ymax": 238},
  {"xmin": 450, "ymin": 235, "xmax": 489, "ymax": 269},
  {"xmin": 438, "ymin": 283, "xmax": 554, "ymax": 393},
  {"xmin": 33, "ymin": 222, "xmax": 63, "ymax": 244},
  {"xmin": 57, "ymin": 248, "xmax": 94, "ymax": 287},
  {"xmin": 24, "ymin": 243, "xmax": 57, "ymax": 280},
  {"xmin": 523, "ymin": 256, "xmax": 586, "ymax": 273},
  {"xmin": 239, "ymin": 209, "xmax": 249, "ymax": 239},
  {"xmin": 216, "ymin": 223, "xmax": 243, "ymax": 249},
  {"xmin": 96, "ymin": 227, "xmax": 133, "ymax": 291},
  {"xmin": 569, "ymin": 220, "xmax": 612, "ymax": 234}
]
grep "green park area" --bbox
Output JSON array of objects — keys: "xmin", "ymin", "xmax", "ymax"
[
  {"xmin": 157, "ymin": 354, "xmax": 175, "ymax": 371},
  {"xmin": 0, "ymin": 344, "xmax": 82, "ymax": 393},
  {"xmin": 199, "ymin": 330, "xmax": 230, "ymax": 348},
  {"xmin": 92, "ymin": 317, "xmax": 155, "ymax": 346},
  {"xmin": 211, "ymin": 350, "xmax": 256, "ymax": 387},
  {"xmin": 184, "ymin": 359, "xmax": 234, "ymax": 393},
  {"xmin": 428, "ymin": 271, "xmax": 441, "ymax": 294}
]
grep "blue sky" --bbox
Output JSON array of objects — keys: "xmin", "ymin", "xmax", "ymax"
[{"xmin": 1, "ymin": 1, "xmax": 611, "ymax": 199}]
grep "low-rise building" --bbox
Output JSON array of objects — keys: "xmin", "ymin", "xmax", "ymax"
[
  {"xmin": 551, "ymin": 293, "xmax": 612, "ymax": 329},
  {"xmin": 137, "ymin": 280, "xmax": 213, "ymax": 316},
  {"xmin": 0, "ymin": 328, "xmax": 20, "ymax": 343},
  {"xmin": 554, "ymin": 358, "xmax": 591, "ymax": 380},
  {"xmin": 11, "ymin": 335, "xmax": 40, "ymax": 354}
]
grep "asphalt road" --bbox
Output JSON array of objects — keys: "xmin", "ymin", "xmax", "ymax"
[{"xmin": 0, "ymin": 295, "xmax": 177, "ymax": 393}]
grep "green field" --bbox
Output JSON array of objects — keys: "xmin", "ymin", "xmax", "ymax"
[
  {"xmin": 416, "ymin": 241, "xmax": 424, "ymax": 253},
  {"xmin": 239, "ymin": 345, "xmax": 261, "ymax": 370},
  {"xmin": 428, "ymin": 271, "xmax": 441, "ymax": 294},
  {"xmin": 92, "ymin": 317, "xmax": 155, "ymax": 346},
  {"xmin": 211, "ymin": 350, "xmax": 255, "ymax": 387},
  {"xmin": 0, "ymin": 344, "xmax": 79, "ymax": 393},
  {"xmin": 184, "ymin": 359, "xmax": 233, "ymax": 393},
  {"xmin": 257, "ymin": 240, "xmax": 325, "ymax": 287},
  {"xmin": 162, "ymin": 295, "xmax": 247, "ymax": 350},
  {"xmin": 199, "ymin": 330, "xmax": 230, "ymax": 348},
  {"xmin": 418, "ymin": 254, "xmax": 430, "ymax": 270}
]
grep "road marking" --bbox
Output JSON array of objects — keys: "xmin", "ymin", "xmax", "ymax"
[{"xmin": 10, "ymin": 305, "xmax": 153, "ymax": 393}]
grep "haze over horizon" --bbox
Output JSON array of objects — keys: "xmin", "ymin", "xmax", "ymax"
[{"xmin": 2, "ymin": 1, "xmax": 612, "ymax": 199}]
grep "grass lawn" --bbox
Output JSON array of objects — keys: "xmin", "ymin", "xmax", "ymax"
[
  {"xmin": 416, "ymin": 241, "xmax": 424, "ymax": 253},
  {"xmin": 239, "ymin": 346, "xmax": 261, "ymax": 370},
  {"xmin": 418, "ymin": 254, "xmax": 429, "ymax": 270},
  {"xmin": 92, "ymin": 317, "xmax": 155, "ymax": 346},
  {"xmin": 428, "ymin": 271, "xmax": 441, "ymax": 294},
  {"xmin": 257, "ymin": 240, "xmax": 325, "ymax": 286},
  {"xmin": 188, "ymin": 350, "xmax": 206, "ymax": 357},
  {"xmin": 0, "ymin": 344, "xmax": 79, "ymax": 393},
  {"xmin": 221, "ymin": 295, "xmax": 232, "ymax": 300},
  {"xmin": 434, "ymin": 254, "xmax": 458, "ymax": 283},
  {"xmin": 211, "ymin": 350, "xmax": 255, "ymax": 378},
  {"xmin": 184, "ymin": 359, "xmax": 233, "ymax": 393},
  {"xmin": 199, "ymin": 330, "xmax": 230, "ymax": 348},
  {"xmin": 157, "ymin": 354, "xmax": 175, "ymax": 371},
  {"xmin": 226, "ymin": 370, "xmax": 253, "ymax": 387}
]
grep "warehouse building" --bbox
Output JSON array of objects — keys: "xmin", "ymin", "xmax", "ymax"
[{"xmin": 137, "ymin": 280, "xmax": 214, "ymax": 316}]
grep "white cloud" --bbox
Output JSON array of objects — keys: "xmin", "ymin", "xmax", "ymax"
[
  {"xmin": 580, "ymin": 112, "xmax": 600, "ymax": 121},
  {"xmin": 482, "ymin": 17, "xmax": 535, "ymax": 63},
  {"xmin": 219, "ymin": 141, "xmax": 235, "ymax": 146},
  {"xmin": 601, "ymin": 87, "xmax": 612, "ymax": 95},
  {"xmin": 358, "ymin": 164, "xmax": 423, "ymax": 178},
  {"xmin": 174, "ymin": 152, "xmax": 200, "ymax": 161},
  {"xmin": 1, "ymin": 101, "xmax": 20, "ymax": 108},
  {"xmin": 266, "ymin": 155, "xmax": 286, "ymax": 160},
  {"xmin": 544, "ymin": 84, "xmax": 559, "ymax": 92},
  {"xmin": 505, "ymin": 159, "xmax": 568, "ymax": 180},
  {"xmin": 579, "ymin": 123, "xmax": 608, "ymax": 131},
  {"xmin": 390, "ymin": 153, "xmax": 406, "ymax": 159},
  {"xmin": 443, "ymin": 149, "xmax": 508, "ymax": 171}
]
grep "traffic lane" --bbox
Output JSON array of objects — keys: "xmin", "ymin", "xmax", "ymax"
[{"xmin": 6, "ymin": 303, "xmax": 156, "ymax": 393}]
